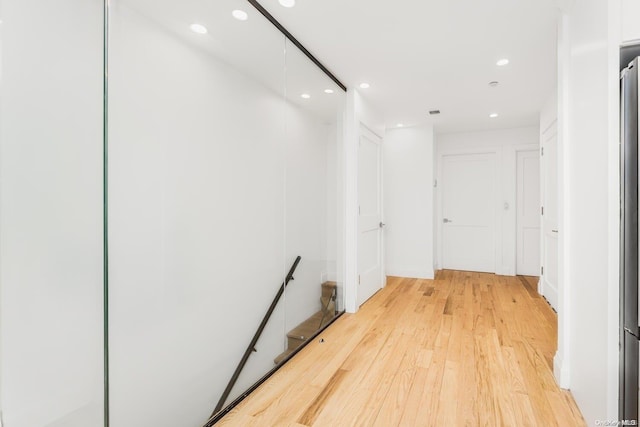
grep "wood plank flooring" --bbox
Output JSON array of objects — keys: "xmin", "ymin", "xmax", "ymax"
[{"xmin": 216, "ymin": 270, "xmax": 585, "ymax": 426}]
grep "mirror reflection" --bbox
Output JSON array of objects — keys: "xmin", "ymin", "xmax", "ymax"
[{"xmin": 108, "ymin": 0, "xmax": 345, "ymax": 425}]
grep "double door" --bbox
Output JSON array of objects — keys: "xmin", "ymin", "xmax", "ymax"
[{"xmin": 440, "ymin": 149, "xmax": 540, "ymax": 276}]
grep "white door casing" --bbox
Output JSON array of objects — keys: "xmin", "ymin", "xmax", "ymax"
[
  {"xmin": 440, "ymin": 152, "xmax": 497, "ymax": 273},
  {"xmin": 516, "ymin": 149, "xmax": 541, "ymax": 275},
  {"xmin": 357, "ymin": 125, "xmax": 384, "ymax": 306},
  {"xmin": 540, "ymin": 122, "xmax": 558, "ymax": 310}
]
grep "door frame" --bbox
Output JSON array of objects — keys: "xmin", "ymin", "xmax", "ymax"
[
  {"xmin": 436, "ymin": 147, "xmax": 501, "ymax": 273},
  {"xmin": 343, "ymin": 90, "xmax": 387, "ymax": 314},
  {"xmin": 436, "ymin": 144, "xmax": 540, "ymax": 275},
  {"xmin": 513, "ymin": 144, "xmax": 543, "ymax": 277},
  {"xmin": 539, "ymin": 121, "xmax": 558, "ymax": 301},
  {"xmin": 357, "ymin": 124, "xmax": 385, "ymax": 306}
]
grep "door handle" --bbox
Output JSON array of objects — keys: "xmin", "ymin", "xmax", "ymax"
[
  {"xmin": 379, "ymin": 222, "xmax": 386, "ymax": 228},
  {"xmin": 443, "ymin": 218, "xmax": 452, "ymax": 223}
]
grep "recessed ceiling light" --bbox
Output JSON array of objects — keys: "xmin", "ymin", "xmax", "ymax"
[
  {"xmin": 279, "ymin": 0, "xmax": 296, "ymax": 7},
  {"xmin": 397, "ymin": 123, "xmax": 404, "ymax": 128},
  {"xmin": 301, "ymin": 93, "xmax": 311, "ymax": 99},
  {"xmin": 232, "ymin": 10, "xmax": 248, "ymax": 21},
  {"xmin": 489, "ymin": 113, "xmax": 499, "ymax": 118},
  {"xmin": 190, "ymin": 24, "xmax": 208, "ymax": 34},
  {"xmin": 324, "ymin": 89, "xmax": 334, "ymax": 94},
  {"xmin": 359, "ymin": 83, "xmax": 370, "ymax": 89},
  {"xmin": 496, "ymin": 58, "xmax": 509, "ymax": 66}
]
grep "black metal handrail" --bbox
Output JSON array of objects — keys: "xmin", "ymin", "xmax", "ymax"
[{"xmin": 212, "ymin": 255, "xmax": 302, "ymax": 415}]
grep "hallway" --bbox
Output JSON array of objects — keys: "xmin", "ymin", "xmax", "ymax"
[{"xmin": 217, "ymin": 271, "xmax": 585, "ymax": 426}]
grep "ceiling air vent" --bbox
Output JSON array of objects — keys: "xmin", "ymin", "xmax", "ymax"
[{"xmin": 429, "ymin": 110, "xmax": 441, "ymax": 115}]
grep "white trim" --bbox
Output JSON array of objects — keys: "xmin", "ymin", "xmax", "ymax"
[
  {"xmin": 360, "ymin": 122, "xmax": 383, "ymax": 141},
  {"xmin": 555, "ymin": 12, "xmax": 572, "ymax": 393},
  {"xmin": 436, "ymin": 139, "xmax": 539, "ymax": 276},
  {"xmin": 540, "ymin": 119, "xmax": 557, "ymax": 136},
  {"xmin": 344, "ymin": 90, "xmax": 358, "ymax": 313},
  {"xmin": 621, "ymin": 38, "xmax": 640, "ymax": 48},
  {"xmin": 554, "ymin": 352, "xmax": 571, "ymax": 389},
  {"xmin": 512, "ymin": 143, "xmax": 540, "ymax": 277},
  {"xmin": 344, "ymin": 89, "xmax": 386, "ymax": 313},
  {"xmin": 606, "ymin": 0, "xmax": 621, "ymax": 418},
  {"xmin": 358, "ymin": 124, "xmax": 386, "ymax": 307},
  {"xmin": 538, "ymin": 121, "xmax": 557, "ymax": 310},
  {"xmin": 385, "ymin": 268, "xmax": 435, "ymax": 280},
  {"xmin": 537, "ymin": 277, "xmax": 543, "ymax": 294}
]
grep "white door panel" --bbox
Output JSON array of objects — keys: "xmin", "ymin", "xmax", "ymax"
[
  {"xmin": 441, "ymin": 153, "xmax": 496, "ymax": 273},
  {"xmin": 358, "ymin": 126, "xmax": 383, "ymax": 306},
  {"xmin": 443, "ymin": 226, "xmax": 494, "ymax": 272},
  {"xmin": 541, "ymin": 123, "xmax": 558, "ymax": 310},
  {"xmin": 543, "ymin": 233, "xmax": 559, "ymax": 308},
  {"xmin": 517, "ymin": 150, "xmax": 541, "ymax": 275}
]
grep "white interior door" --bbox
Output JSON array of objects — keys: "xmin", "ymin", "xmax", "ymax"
[
  {"xmin": 441, "ymin": 152, "xmax": 496, "ymax": 273},
  {"xmin": 358, "ymin": 126, "xmax": 383, "ymax": 306},
  {"xmin": 541, "ymin": 123, "xmax": 558, "ymax": 310},
  {"xmin": 516, "ymin": 150, "xmax": 541, "ymax": 275}
]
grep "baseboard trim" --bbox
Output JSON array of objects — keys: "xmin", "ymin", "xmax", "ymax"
[
  {"xmin": 554, "ymin": 352, "xmax": 570, "ymax": 389},
  {"xmin": 385, "ymin": 267, "xmax": 435, "ymax": 280}
]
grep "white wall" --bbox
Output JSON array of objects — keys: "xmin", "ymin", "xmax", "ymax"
[
  {"xmin": 107, "ymin": 4, "xmax": 341, "ymax": 426},
  {"xmin": 0, "ymin": 0, "xmax": 104, "ymax": 426},
  {"xmin": 622, "ymin": 0, "xmax": 640, "ymax": 42},
  {"xmin": 383, "ymin": 125, "xmax": 435, "ymax": 279},
  {"xmin": 435, "ymin": 127, "xmax": 539, "ymax": 276},
  {"xmin": 540, "ymin": 92, "xmax": 558, "ymax": 132},
  {"xmin": 556, "ymin": 0, "xmax": 622, "ymax": 421},
  {"xmin": 344, "ymin": 90, "xmax": 385, "ymax": 313}
]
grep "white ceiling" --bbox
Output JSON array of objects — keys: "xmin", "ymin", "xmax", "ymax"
[
  {"xmin": 258, "ymin": 0, "xmax": 560, "ymax": 133},
  {"xmin": 123, "ymin": 0, "xmax": 345, "ymax": 122}
]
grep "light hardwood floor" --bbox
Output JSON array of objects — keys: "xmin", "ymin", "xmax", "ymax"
[{"xmin": 216, "ymin": 270, "xmax": 585, "ymax": 426}]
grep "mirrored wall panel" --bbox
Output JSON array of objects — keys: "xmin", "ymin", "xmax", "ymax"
[
  {"xmin": 107, "ymin": 0, "xmax": 345, "ymax": 425},
  {"xmin": 280, "ymin": 38, "xmax": 345, "ymax": 369}
]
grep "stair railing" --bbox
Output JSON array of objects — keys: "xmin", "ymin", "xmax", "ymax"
[
  {"xmin": 212, "ymin": 255, "xmax": 302, "ymax": 416},
  {"xmin": 318, "ymin": 286, "xmax": 337, "ymax": 328}
]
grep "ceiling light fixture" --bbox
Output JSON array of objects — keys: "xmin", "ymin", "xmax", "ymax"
[
  {"xmin": 488, "ymin": 81, "xmax": 499, "ymax": 88},
  {"xmin": 190, "ymin": 23, "xmax": 208, "ymax": 34},
  {"xmin": 496, "ymin": 58, "xmax": 509, "ymax": 66},
  {"xmin": 279, "ymin": 0, "xmax": 296, "ymax": 7},
  {"xmin": 301, "ymin": 93, "xmax": 311, "ymax": 99},
  {"xmin": 232, "ymin": 10, "xmax": 248, "ymax": 21},
  {"xmin": 429, "ymin": 110, "xmax": 441, "ymax": 115},
  {"xmin": 489, "ymin": 113, "xmax": 499, "ymax": 118},
  {"xmin": 397, "ymin": 123, "xmax": 404, "ymax": 128},
  {"xmin": 359, "ymin": 83, "xmax": 370, "ymax": 89},
  {"xmin": 324, "ymin": 89, "xmax": 334, "ymax": 94}
]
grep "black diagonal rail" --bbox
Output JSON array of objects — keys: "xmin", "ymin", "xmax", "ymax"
[{"xmin": 212, "ymin": 255, "xmax": 302, "ymax": 415}]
